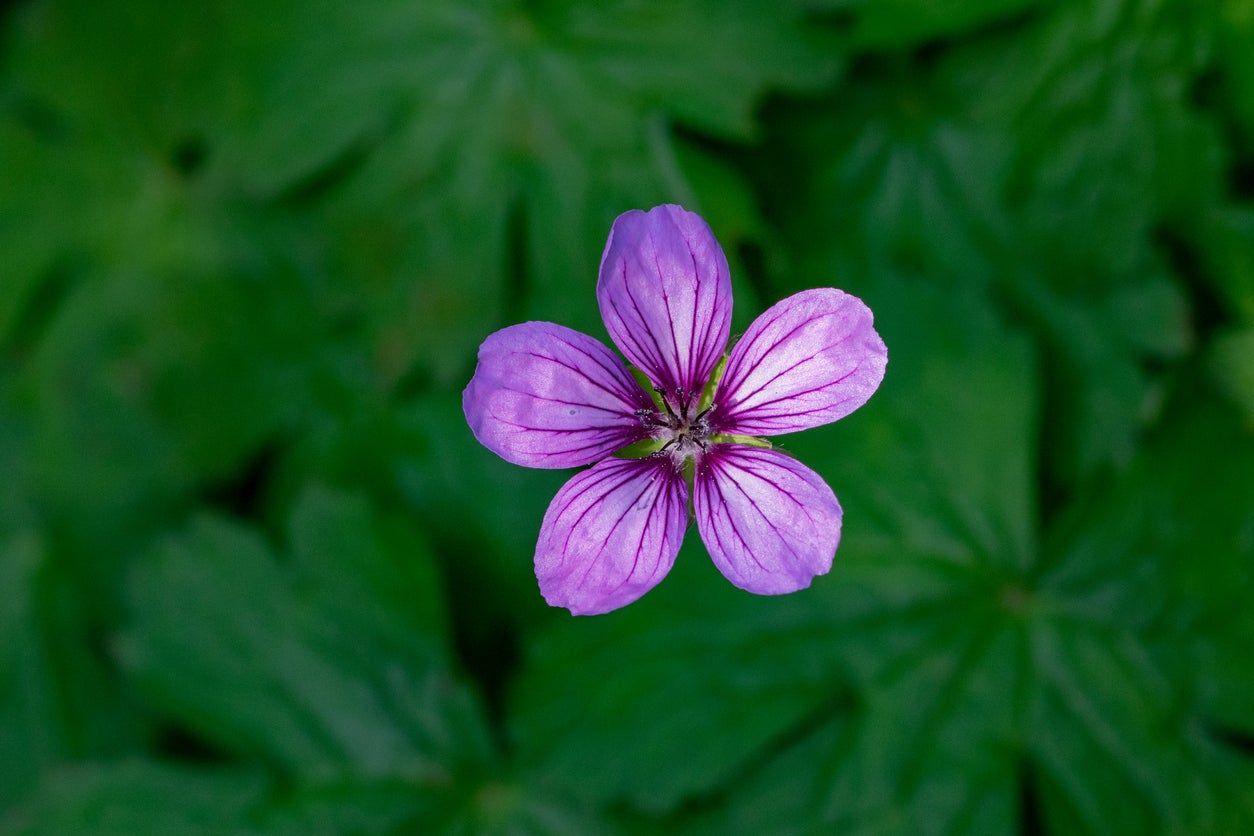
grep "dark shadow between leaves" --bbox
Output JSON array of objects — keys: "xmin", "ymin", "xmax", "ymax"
[
  {"xmin": 1204, "ymin": 720, "xmax": 1254, "ymax": 759},
  {"xmin": 1016, "ymin": 755, "xmax": 1045, "ymax": 836},
  {"xmin": 199, "ymin": 438, "xmax": 283, "ymax": 521}
]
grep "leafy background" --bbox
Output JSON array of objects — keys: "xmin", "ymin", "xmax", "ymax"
[{"xmin": 1, "ymin": 0, "xmax": 1253, "ymax": 832}]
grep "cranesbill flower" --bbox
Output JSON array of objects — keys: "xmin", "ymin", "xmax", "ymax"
[{"xmin": 464, "ymin": 205, "xmax": 887, "ymax": 615}]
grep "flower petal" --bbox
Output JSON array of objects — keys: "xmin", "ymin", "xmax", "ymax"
[
  {"xmin": 694, "ymin": 446, "xmax": 841, "ymax": 595},
  {"xmin": 597, "ymin": 204, "xmax": 732, "ymax": 396},
  {"xmin": 463, "ymin": 322, "xmax": 651, "ymax": 469},
  {"xmin": 535, "ymin": 457, "xmax": 688, "ymax": 615},
  {"xmin": 715, "ymin": 288, "xmax": 887, "ymax": 436}
]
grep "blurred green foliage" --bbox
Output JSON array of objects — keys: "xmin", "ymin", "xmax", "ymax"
[{"xmin": 1, "ymin": 0, "xmax": 1252, "ymax": 833}]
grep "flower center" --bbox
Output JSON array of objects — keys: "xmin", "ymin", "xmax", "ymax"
[
  {"xmin": 635, "ymin": 387, "xmax": 714, "ymax": 461},
  {"xmin": 617, "ymin": 371, "xmax": 771, "ymax": 464}
]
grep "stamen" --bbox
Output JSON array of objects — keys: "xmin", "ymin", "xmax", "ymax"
[
  {"xmin": 654, "ymin": 386, "xmax": 680, "ymax": 425},
  {"xmin": 677, "ymin": 387, "xmax": 693, "ymax": 416}
]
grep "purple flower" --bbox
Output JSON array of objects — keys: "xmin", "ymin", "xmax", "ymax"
[{"xmin": 464, "ymin": 205, "xmax": 887, "ymax": 615}]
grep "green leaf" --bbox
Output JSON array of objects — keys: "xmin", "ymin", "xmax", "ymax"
[
  {"xmin": 218, "ymin": 0, "xmax": 833, "ymax": 383},
  {"xmin": 0, "ymin": 533, "xmax": 69, "ymax": 812},
  {"xmin": 762, "ymin": 0, "xmax": 1219, "ymax": 486},
  {"xmin": 669, "ymin": 139, "xmax": 767, "ymax": 332},
  {"xmin": 0, "ymin": 3, "xmax": 338, "ymax": 567},
  {"xmin": 2, "ymin": 1, "xmax": 243, "ymax": 151},
  {"xmin": 0, "ymin": 391, "xmax": 35, "ymax": 532},
  {"xmin": 0, "ymin": 92, "xmax": 326, "ymax": 579},
  {"xmin": 0, "ymin": 762, "xmax": 269, "ymax": 836},
  {"xmin": 229, "ymin": 0, "xmax": 834, "ymax": 190},
  {"xmin": 1019, "ymin": 394, "xmax": 1254, "ymax": 834},
  {"xmin": 809, "ymin": 0, "xmax": 1042, "ymax": 50},
  {"xmin": 1, "ymin": 124, "xmax": 317, "ymax": 564},
  {"xmin": 1194, "ymin": 205, "xmax": 1254, "ymax": 324},
  {"xmin": 113, "ymin": 486, "xmax": 617, "ymax": 831},
  {"xmin": 118, "ymin": 487, "xmax": 492, "ymax": 782},
  {"xmin": 0, "ymin": 120, "xmax": 73, "ymax": 347},
  {"xmin": 508, "ymin": 280, "xmax": 1254, "ymax": 832},
  {"xmin": 257, "ymin": 779, "xmax": 453, "ymax": 835},
  {"xmin": 1208, "ymin": 327, "xmax": 1254, "ymax": 424},
  {"xmin": 0, "ymin": 532, "xmax": 143, "ymax": 814},
  {"xmin": 271, "ymin": 389, "xmax": 570, "ymax": 626},
  {"xmin": 1217, "ymin": 0, "xmax": 1254, "ymax": 147},
  {"xmin": 0, "ymin": 0, "xmax": 259, "ymax": 337},
  {"xmin": 13, "ymin": 236, "xmax": 324, "ymax": 581},
  {"xmin": 2, "ymin": 763, "xmax": 519, "ymax": 836}
]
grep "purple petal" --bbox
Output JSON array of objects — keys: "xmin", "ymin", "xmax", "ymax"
[
  {"xmin": 597, "ymin": 204, "xmax": 732, "ymax": 396},
  {"xmin": 694, "ymin": 446, "xmax": 841, "ymax": 595},
  {"xmin": 463, "ymin": 322, "xmax": 652, "ymax": 469},
  {"xmin": 714, "ymin": 289, "xmax": 887, "ymax": 436},
  {"xmin": 535, "ymin": 457, "xmax": 688, "ymax": 615}
]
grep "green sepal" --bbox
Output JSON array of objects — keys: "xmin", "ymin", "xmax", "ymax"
[
  {"xmin": 613, "ymin": 437, "xmax": 669, "ymax": 459},
  {"xmin": 710, "ymin": 434, "xmax": 772, "ymax": 449},
  {"xmin": 697, "ymin": 354, "xmax": 729, "ymax": 414},
  {"xmin": 629, "ymin": 366, "xmax": 667, "ymax": 413},
  {"xmin": 683, "ymin": 457, "xmax": 697, "ymax": 518}
]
